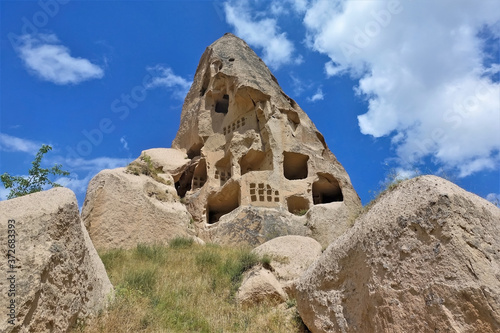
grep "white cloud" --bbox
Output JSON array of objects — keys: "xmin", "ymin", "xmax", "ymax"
[
  {"xmin": 145, "ymin": 65, "xmax": 192, "ymax": 100},
  {"xmin": 303, "ymin": 0, "xmax": 500, "ymax": 177},
  {"xmin": 290, "ymin": 0, "xmax": 309, "ymax": 13},
  {"xmin": 0, "ymin": 133, "xmax": 41, "ymax": 154},
  {"xmin": 269, "ymin": 0, "xmax": 309, "ymax": 16},
  {"xmin": 308, "ymin": 87, "xmax": 324, "ymax": 102},
  {"xmin": 15, "ymin": 33, "xmax": 104, "ymax": 85},
  {"xmin": 224, "ymin": 1, "xmax": 297, "ymax": 69}
]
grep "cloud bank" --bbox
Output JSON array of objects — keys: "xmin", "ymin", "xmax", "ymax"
[
  {"xmin": 223, "ymin": 0, "xmax": 298, "ymax": 69},
  {"xmin": 15, "ymin": 33, "xmax": 104, "ymax": 85},
  {"xmin": 303, "ymin": 0, "xmax": 500, "ymax": 177},
  {"xmin": 0, "ymin": 133, "xmax": 41, "ymax": 154}
]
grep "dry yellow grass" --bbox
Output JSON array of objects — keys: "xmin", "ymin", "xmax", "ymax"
[{"xmin": 72, "ymin": 239, "xmax": 308, "ymax": 333}]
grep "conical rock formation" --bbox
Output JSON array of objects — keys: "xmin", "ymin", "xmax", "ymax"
[
  {"xmin": 82, "ymin": 33, "xmax": 361, "ymax": 248},
  {"xmin": 171, "ymin": 33, "xmax": 361, "ymax": 246}
]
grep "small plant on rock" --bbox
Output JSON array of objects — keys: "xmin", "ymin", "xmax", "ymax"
[
  {"xmin": 292, "ymin": 209, "xmax": 308, "ymax": 216},
  {"xmin": 260, "ymin": 254, "xmax": 272, "ymax": 269},
  {"xmin": 126, "ymin": 153, "xmax": 169, "ymax": 186}
]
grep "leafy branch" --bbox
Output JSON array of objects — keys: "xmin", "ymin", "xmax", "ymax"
[{"xmin": 1, "ymin": 144, "xmax": 69, "ymax": 199}]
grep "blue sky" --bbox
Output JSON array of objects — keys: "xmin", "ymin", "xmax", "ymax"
[{"xmin": 1, "ymin": 0, "xmax": 499, "ymax": 207}]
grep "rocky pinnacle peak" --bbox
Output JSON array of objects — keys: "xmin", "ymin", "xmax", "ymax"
[{"xmin": 171, "ymin": 34, "xmax": 362, "ymax": 245}]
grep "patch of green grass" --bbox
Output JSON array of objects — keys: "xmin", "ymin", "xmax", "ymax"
[
  {"xmin": 195, "ymin": 249, "xmax": 222, "ymax": 271},
  {"xmin": 222, "ymin": 251, "xmax": 259, "ymax": 283},
  {"xmin": 124, "ymin": 268, "xmax": 157, "ymax": 295},
  {"xmin": 77, "ymin": 244, "xmax": 304, "ymax": 333},
  {"xmin": 169, "ymin": 236, "xmax": 194, "ymax": 249},
  {"xmin": 134, "ymin": 243, "xmax": 168, "ymax": 263},
  {"xmin": 99, "ymin": 248, "xmax": 125, "ymax": 271}
]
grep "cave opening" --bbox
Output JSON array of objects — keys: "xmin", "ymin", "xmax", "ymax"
[
  {"xmin": 312, "ymin": 173, "xmax": 343, "ymax": 204},
  {"xmin": 283, "ymin": 152, "xmax": 309, "ymax": 180},
  {"xmin": 206, "ymin": 183, "xmax": 240, "ymax": 224},
  {"xmin": 287, "ymin": 196, "xmax": 309, "ymax": 215},
  {"xmin": 239, "ymin": 149, "xmax": 273, "ymax": 175},
  {"xmin": 215, "ymin": 94, "xmax": 229, "ymax": 114}
]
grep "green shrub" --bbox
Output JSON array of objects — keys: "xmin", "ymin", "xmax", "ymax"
[
  {"xmin": 222, "ymin": 250, "xmax": 259, "ymax": 285},
  {"xmin": 125, "ymin": 153, "xmax": 169, "ymax": 186},
  {"xmin": 1, "ymin": 144, "xmax": 69, "ymax": 199},
  {"xmin": 286, "ymin": 298, "xmax": 297, "ymax": 309},
  {"xmin": 168, "ymin": 236, "xmax": 194, "ymax": 249},
  {"xmin": 261, "ymin": 254, "xmax": 272, "ymax": 269}
]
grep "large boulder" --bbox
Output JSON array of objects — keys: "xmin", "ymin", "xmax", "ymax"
[
  {"xmin": 253, "ymin": 235, "xmax": 322, "ymax": 284},
  {"xmin": 296, "ymin": 176, "xmax": 500, "ymax": 333},
  {"xmin": 204, "ymin": 206, "xmax": 311, "ymax": 247},
  {"xmin": 236, "ymin": 266, "xmax": 287, "ymax": 308},
  {"xmin": 304, "ymin": 203, "xmax": 352, "ymax": 248},
  {"xmin": 132, "ymin": 148, "xmax": 190, "ymax": 175},
  {"xmin": 170, "ymin": 33, "xmax": 361, "ymax": 247},
  {"xmin": 237, "ymin": 236, "xmax": 322, "ymax": 307},
  {"xmin": 82, "ymin": 167, "xmax": 193, "ymax": 250},
  {"xmin": 0, "ymin": 188, "xmax": 113, "ymax": 333}
]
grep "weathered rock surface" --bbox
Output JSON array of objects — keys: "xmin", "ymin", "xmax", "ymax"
[
  {"xmin": 82, "ymin": 166, "xmax": 193, "ymax": 250},
  {"xmin": 170, "ymin": 33, "xmax": 361, "ymax": 247},
  {"xmin": 205, "ymin": 206, "xmax": 312, "ymax": 247},
  {"xmin": 236, "ymin": 266, "xmax": 287, "ymax": 308},
  {"xmin": 133, "ymin": 148, "xmax": 190, "ymax": 175},
  {"xmin": 253, "ymin": 235, "xmax": 322, "ymax": 283},
  {"xmin": 304, "ymin": 203, "xmax": 352, "ymax": 248},
  {"xmin": 237, "ymin": 236, "xmax": 321, "ymax": 307},
  {"xmin": 0, "ymin": 188, "xmax": 113, "ymax": 333},
  {"xmin": 296, "ymin": 175, "xmax": 500, "ymax": 333}
]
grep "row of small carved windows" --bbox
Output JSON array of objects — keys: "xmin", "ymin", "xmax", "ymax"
[
  {"xmin": 214, "ymin": 170, "xmax": 231, "ymax": 185},
  {"xmin": 249, "ymin": 183, "xmax": 280, "ymax": 203},
  {"xmin": 223, "ymin": 117, "xmax": 246, "ymax": 135},
  {"xmin": 192, "ymin": 176, "xmax": 206, "ymax": 190}
]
